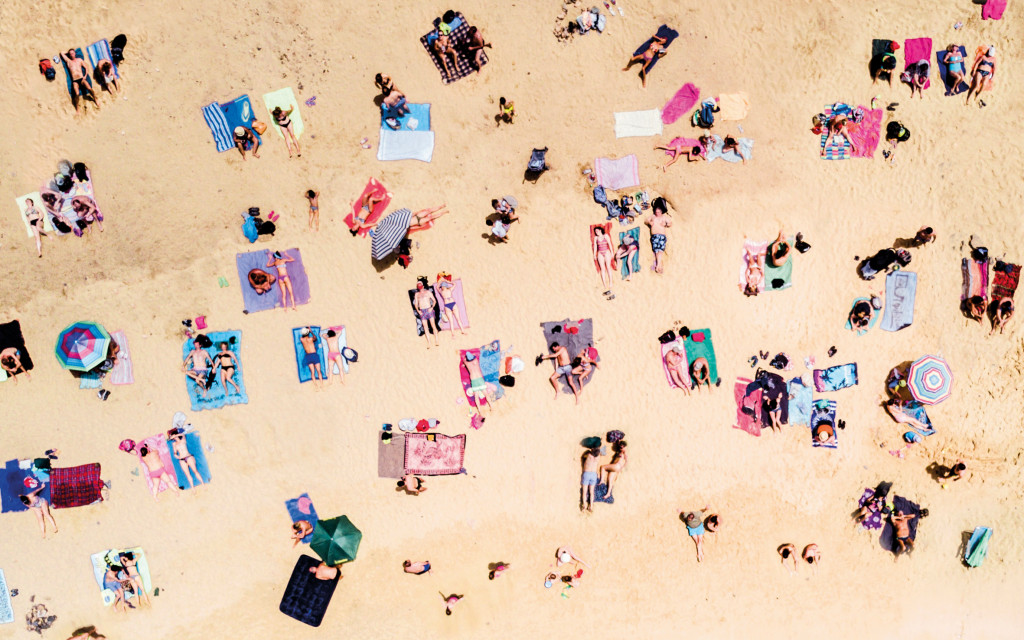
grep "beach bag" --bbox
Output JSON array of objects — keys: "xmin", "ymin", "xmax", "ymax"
[
  {"xmin": 111, "ymin": 34, "xmax": 127, "ymax": 65},
  {"xmin": 606, "ymin": 430, "xmax": 625, "ymax": 444},
  {"xmin": 499, "ymin": 374, "xmax": 515, "ymax": 387},
  {"xmin": 593, "ymin": 185, "xmax": 608, "ymax": 205},
  {"xmin": 39, "ymin": 59, "xmax": 56, "ymax": 81},
  {"xmin": 242, "ymin": 216, "xmax": 258, "ymax": 243},
  {"xmin": 251, "ymin": 120, "xmax": 267, "ymax": 135},
  {"xmin": 658, "ymin": 330, "xmax": 676, "ymax": 344}
]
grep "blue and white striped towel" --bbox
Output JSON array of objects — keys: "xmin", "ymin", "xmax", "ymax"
[
  {"xmin": 202, "ymin": 102, "xmax": 233, "ymax": 152},
  {"xmin": 86, "ymin": 39, "xmax": 119, "ymax": 79}
]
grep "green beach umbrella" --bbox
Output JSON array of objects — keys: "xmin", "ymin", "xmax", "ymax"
[{"xmin": 311, "ymin": 516, "xmax": 362, "ymax": 566}]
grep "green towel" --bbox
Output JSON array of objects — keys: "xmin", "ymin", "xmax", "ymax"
[
  {"xmin": 966, "ymin": 527, "xmax": 992, "ymax": 567},
  {"xmin": 619, "ymin": 228, "xmax": 640, "ymax": 278},
  {"xmin": 765, "ymin": 248, "xmax": 794, "ymax": 291},
  {"xmin": 684, "ymin": 328, "xmax": 718, "ymax": 386}
]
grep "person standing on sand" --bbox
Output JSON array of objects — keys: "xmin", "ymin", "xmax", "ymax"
[
  {"xmin": 645, "ymin": 198, "xmax": 672, "ymax": 274},
  {"xmin": 681, "ymin": 508, "xmax": 709, "ymax": 562},
  {"xmin": 580, "ymin": 447, "xmax": 600, "ymax": 512},
  {"xmin": 540, "ymin": 342, "xmax": 580, "ymax": 403}
]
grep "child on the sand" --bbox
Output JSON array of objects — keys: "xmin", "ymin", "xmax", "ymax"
[{"xmin": 306, "ymin": 189, "xmax": 319, "ymax": 231}]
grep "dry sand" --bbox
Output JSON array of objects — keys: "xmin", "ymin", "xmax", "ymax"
[{"xmin": 1, "ymin": 0, "xmax": 1023, "ymax": 637}]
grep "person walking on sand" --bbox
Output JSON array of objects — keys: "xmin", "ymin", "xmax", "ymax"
[
  {"xmin": 138, "ymin": 443, "xmax": 181, "ymax": 501},
  {"xmin": 681, "ymin": 508, "xmax": 709, "ymax": 561},
  {"xmin": 414, "ymin": 281, "xmax": 440, "ymax": 348},
  {"xmin": 266, "ymin": 250, "xmax": 297, "ymax": 311},
  {"xmin": 580, "ymin": 447, "xmax": 600, "ymax": 512},
  {"xmin": 299, "ymin": 328, "xmax": 324, "ymax": 388},
  {"xmin": 60, "ymin": 49, "xmax": 97, "ymax": 113},
  {"xmin": 540, "ymin": 342, "xmax": 580, "ymax": 403},
  {"xmin": 20, "ymin": 485, "xmax": 57, "ymax": 538},
  {"xmin": 436, "ymin": 274, "xmax": 467, "ymax": 337},
  {"xmin": 272, "ymin": 105, "xmax": 302, "ymax": 158},
  {"xmin": 645, "ymin": 198, "xmax": 672, "ymax": 274},
  {"xmin": 462, "ymin": 352, "xmax": 490, "ymax": 416},
  {"xmin": 779, "ymin": 543, "xmax": 797, "ymax": 572},
  {"xmin": 802, "ymin": 544, "xmax": 820, "ymax": 573},
  {"xmin": 323, "ymin": 329, "xmax": 346, "ymax": 385},
  {"xmin": 306, "ymin": 190, "xmax": 320, "ymax": 231}
]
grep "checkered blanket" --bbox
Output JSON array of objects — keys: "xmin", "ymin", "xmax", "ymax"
[
  {"xmin": 420, "ymin": 13, "xmax": 488, "ymax": 84},
  {"xmin": 50, "ymin": 463, "xmax": 104, "ymax": 509}
]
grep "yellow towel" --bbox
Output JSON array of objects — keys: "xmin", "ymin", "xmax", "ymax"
[
  {"xmin": 14, "ymin": 192, "xmax": 54, "ymax": 238},
  {"xmin": 262, "ymin": 87, "xmax": 304, "ymax": 139},
  {"xmin": 717, "ymin": 92, "xmax": 750, "ymax": 121}
]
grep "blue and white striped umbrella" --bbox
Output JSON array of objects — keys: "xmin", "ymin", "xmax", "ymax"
[{"xmin": 370, "ymin": 208, "xmax": 412, "ymax": 261}]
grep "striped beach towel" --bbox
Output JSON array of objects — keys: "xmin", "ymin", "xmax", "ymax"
[
  {"xmin": 370, "ymin": 208, "xmax": 412, "ymax": 261},
  {"xmin": 109, "ymin": 330, "xmax": 134, "ymax": 385},
  {"xmin": 86, "ymin": 39, "xmax": 119, "ymax": 79},
  {"xmin": 202, "ymin": 102, "xmax": 233, "ymax": 152}
]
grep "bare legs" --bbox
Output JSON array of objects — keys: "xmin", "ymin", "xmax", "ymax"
[
  {"xmin": 219, "ymin": 369, "xmax": 241, "ymax": 395},
  {"xmin": 408, "ymin": 205, "xmax": 450, "ymax": 234},
  {"xmin": 549, "ymin": 371, "xmax": 581, "ymax": 404},
  {"xmin": 423, "ymin": 317, "xmax": 439, "ymax": 348},
  {"xmin": 328, "ymin": 355, "xmax": 346, "ymax": 385},
  {"xmin": 32, "ymin": 500, "xmax": 57, "ymax": 538},
  {"xmin": 283, "ymin": 124, "xmax": 302, "ymax": 158},
  {"xmin": 280, "ymin": 276, "xmax": 296, "ymax": 311},
  {"xmin": 597, "ymin": 252, "xmax": 613, "ymax": 290}
]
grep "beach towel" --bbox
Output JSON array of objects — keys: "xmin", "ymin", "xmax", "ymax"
[
  {"xmin": 50, "ymin": 463, "xmax": 103, "ymax": 509},
  {"xmin": 434, "ymin": 279, "xmax": 471, "ymax": 331},
  {"xmin": 0, "ymin": 320, "xmax": 33, "ymax": 383},
  {"xmin": 739, "ymin": 240, "xmax": 768, "ymax": 294},
  {"xmin": 60, "ymin": 47, "xmax": 92, "ymax": 100},
  {"xmin": 962, "ymin": 258, "xmax": 989, "ymax": 311},
  {"xmin": 0, "ymin": 569, "xmax": 11, "ymax": 624},
  {"xmin": 705, "ymin": 135, "xmax": 753, "ymax": 163},
  {"xmin": 108, "ymin": 330, "xmax": 134, "ymax": 385},
  {"xmin": 810, "ymin": 399, "xmax": 838, "ymax": 448},
  {"xmin": 86, "ymin": 39, "xmax": 119, "ymax": 79},
  {"xmin": 870, "ymin": 39, "xmax": 897, "ymax": 79},
  {"xmin": 382, "ymin": 102, "xmax": 431, "ymax": 132},
  {"xmin": 285, "ymin": 494, "xmax": 319, "ymax": 544},
  {"xmin": 590, "ymin": 223, "xmax": 616, "ymax": 273},
  {"xmin": 377, "ymin": 129, "xmax": 435, "ymax": 162},
  {"xmin": 764, "ymin": 251, "xmax": 793, "ymax": 291},
  {"xmin": 757, "ymin": 370, "xmax": 789, "ymax": 427},
  {"xmin": 181, "ymin": 330, "xmax": 248, "ymax": 411},
  {"xmin": 881, "ymin": 270, "xmax": 917, "ymax": 332},
  {"xmin": 78, "ymin": 368, "xmax": 104, "ymax": 389},
  {"xmin": 787, "ymin": 377, "xmax": 812, "ymax": 426},
  {"xmin": 813, "ymin": 363, "xmax": 858, "ymax": 392},
  {"xmin": 662, "ymin": 83, "xmax": 699, "ymax": 124},
  {"xmin": 896, "ymin": 400, "xmax": 935, "ymax": 436},
  {"xmin": 222, "ymin": 94, "xmax": 260, "ymax": 141},
  {"xmin": 14, "ymin": 192, "xmax": 54, "ymax": 236},
  {"xmin": 293, "ymin": 326, "xmax": 327, "ymax": 383},
  {"xmin": 420, "ymin": 12, "xmax": 484, "ymax": 83},
  {"xmin": 880, "ymin": 495, "xmax": 922, "ymax": 553},
  {"xmin": 236, "ymin": 249, "xmax": 311, "ymax": 313},
  {"xmin": 345, "ymin": 178, "xmax": 392, "ymax": 235},
  {"xmin": 90, "ymin": 547, "xmax": 153, "ymax": 607},
  {"xmin": 263, "ymin": 88, "xmax": 304, "ymax": 139},
  {"xmin": 857, "ymin": 488, "xmax": 885, "ymax": 530},
  {"xmin": 135, "ymin": 435, "xmax": 178, "ymax": 495},
  {"xmin": 378, "ymin": 433, "xmax": 406, "ymax": 478},
  {"xmin": 716, "ymin": 93, "xmax": 750, "ymax": 120},
  {"xmin": 404, "ymin": 433, "xmax": 466, "ymax": 475},
  {"xmin": 845, "ymin": 297, "xmax": 881, "ymax": 335},
  {"xmin": 168, "ymin": 432, "xmax": 211, "ymax": 489},
  {"xmin": 458, "ymin": 341, "xmax": 503, "ymax": 408},
  {"xmin": 685, "ymin": 328, "xmax": 719, "ymax": 387},
  {"xmin": 614, "ymin": 109, "xmax": 663, "ymax": 138},
  {"xmin": 983, "ymin": 0, "xmax": 1007, "ymax": 19},
  {"xmin": 619, "ymin": 228, "xmax": 640, "ymax": 278},
  {"xmin": 632, "ymin": 25, "xmax": 679, "ymax": 74},
  {"xmin": 1, "ymin": 459, "xmax": 51, "ymax": 513},
  {"xmin": 903, "ymin": 38, "xmax": 933, "ymax": 90},
  {"xmin": 661, "ymin": 337, "xmax": 688, "ymax": 389},
  {"xmin": 819, "ymin": 105, "xmax": 883, "ymax": 159},
  {"xmin": 540, "ymin": 319, "xmax": 597, "ymax": 393},
  {"xmin": 202, "ymin": 102, "xmax": 233, "ymax": 152},
  {"xmin": 965, "ymin": 526, "xmax": 993, "ymax": 567},
  {"xmin": 734, "ymin": 378, "xmax": 762, "ymax": 436},
  {"xmin": 991, "ymin": 262, "xmax": 1021, "ymax": 301},
  {"xmin": 937, "ymin": 45, "xmax": 970, "ymax": 95},
  {"xmin": 593, "ymin": 155, "xmax": 640, "ymax": 190},
  {"xmin": 280, "ymin": 554, "xmax": 338, "ymax": 627},
  {"xmin": 408, "ymin": 285, "xmax": 443, "ymax": 337}
]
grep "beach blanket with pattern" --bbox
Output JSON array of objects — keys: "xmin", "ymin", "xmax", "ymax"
[
  {"xmin": 420, "ymin": 13, "xmax": 486, "ymax": 84},
  {"xmin": 991, "ymin": 262, "xmax": 1021, "ymax": 301},
  {"xmin": 50, "ymin": 463, "xmax": 103, "ymax": 509},
  {"xmin": 404, "ymin": 433, "xmax": 466, "ymax": 475},
  {"xmin": 820, "ymin": 105, "xmax": 883, "ymax": 159}
]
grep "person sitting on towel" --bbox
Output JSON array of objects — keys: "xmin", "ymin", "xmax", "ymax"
[
  {"xmin": 248, "ymin": 269, "xmax": 276, "ymax": 294},
  {"xmin": 233, "ymin": 126, "xmax": 260, "ymax": 161},
  {"xmin": 849, "ymin": 295, "xmax": 882, "ymax": 331},
  {"xmin": 291, "ymin": 520, "xmax": 313, "ymax": 547},
  {"xmin": 821, "ymin": 113, "xmax": 857, "ymax": 156},
  {"xmin": 990, "ymin": 297, "xmax": 1014, "ymax": 334},
  {"xmin": 309, "ymin": 561, "xmax": 341, "ymax": 581},
  {"xmin": 721, "ymin": 135, "xmax": 747, "ymax": 164},
  {"xmin": 767, "ymin": 231, "xmax": 791, "ymax": 267},
  {"xmin": 397, "ymin": 474, "xmax": 427, "ymax": 495},
  {"xmin": 870, "ymin": 41, "xmax": 899, "ymax": 86},
  {"xmin": 0, "ymin": 347, "xmax": 30, "ymax": 383},
  {"xmin": 965, "ymin": 295, "xmax": 986, "ymax": 322},
  {"xmin": 690, "ymin": 357, "xmax": 711, "ymax": 391}
]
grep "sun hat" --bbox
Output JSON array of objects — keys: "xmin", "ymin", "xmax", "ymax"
[
  {"xmin": 119, "ymin": 439, "xmax": 136, "ymax": 453},
  {"xmin": 234, "ymin": 126, "xmax": 246, "ymax": 137}
]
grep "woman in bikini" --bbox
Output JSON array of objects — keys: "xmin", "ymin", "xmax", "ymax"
[
  {"xmin": 323, "ymin": 329, "xmax": 346, "ymax": 385},
  {"xmin": 432, "ymin": 33, "xmax": 459, "ymax": 79},
  {"xmin": 742, "ymin": 244, "xmax": 765, "ymax": 297},
  {"xmin": 182, "ymin": 339, "xmax": 214, "ymax": 397},
  {"xmin": 168, "ymin": 427, "xmax": 203, "ymax": 489},
  {"xmin": 623, "ymin": 34, "xmax": 667, "ymax": 88},
  {"xmin": 306, "ymin": 189, "xmax": 319, "ymax": 231},
  {"xmin": 821, "ymin": 113, "xmax": 857, "ymax": 156},
  {"xmin": 664, "ymin": 346, "xmax": 691, "ymax": 392},
  {"xmin": 22, "ymin": 198, "xmax": 47, "ymax": 257},
  {"xmin": 266, "ymin": 250, "xmax": 297, "ymax": 311},
  {"xmin": 943, "ymin": 45, "xmax": 967, "ymax": 95},
  {"xmin": 118, "ymin": 552, "xmax": 150, "ymax": 607},
  {"xmin": 271, "ymin": 105, "xmax": 301, "ymax": 158},
  {"xmin": 435, "ymin": 274, "xmax": 466, "ymax": 338},
  {"xmin": 592, "ymin": 226, "xmax": 615, "ymax": 293},
  {"xmin": 966, "ymin": 46, "xmax": 997, "ymax": 105},
  {"xmin": 214, "ymin": 342, "xmax": 241, "ymax": 395},
  {"xmin": 233, "ymin": 126, "xmax": 260, "ymax": 160},
  {"xmin": 408, "ymin": 204, "xmax": 450, "ymax": 234},
  {"xmin": 598, "ymin": 440, "xmax": 627, "ymax": 500}
]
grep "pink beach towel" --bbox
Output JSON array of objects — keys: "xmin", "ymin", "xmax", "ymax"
[
  {"xmin": 458, "ymin": 347, "xmax": 488, "ymax": 409},
  {"xmin": 849, "ymin": 107, "xmax": 882, "ymax": 157},
  {"xmin": 109, "ymin": 330, "xmax": 134, "ymax": 385},
  {"xmin": 739, "ymin": 239, "xmax": 768, "ymax": 293},
  {"xmin": 662, "ymin": 83, "xmax": 699, "ymax": 124},
  {"xmin": 404, "ymin": 433, "xmax": 466, "ymax": 475},
  {"xmin": 903, "ymin": 38, "xmax": 932, "ymax": 89},
  {"xmin": 982, "ymin": 0, "xmax": 1007, "ymax": 19},
  {"xmin": 594, "ymin": 155, "xmax": 640, "ymax": 191},
  {"xmin": 661, "ymin": 338, "xmax": 688, "ymax": 388},
  {"xmin": 135, "ymin": 435, "xmax": 177, "ymax": 496},
  {"xmin": 433, "ymin": 279, "xmax": 470, "ymax": 331},
  {"xmin": 344, "ymin": 178, "xmax": 391, "ymax": 236},
  {"xmin": 734, "ymin": 379, "xmax": 762, "ymax": 436}
]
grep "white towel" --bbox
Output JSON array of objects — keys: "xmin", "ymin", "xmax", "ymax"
[
  {"xmin": 14, "ymin": 192, "xmax": 54, "ymax": 237},
  {"xmin": 377, "ymin": 130, "xmax": 435, "ymax": 162},
  {"xmin": 614, "ymin": 109, "xmax": 663, "ymax": 138}
]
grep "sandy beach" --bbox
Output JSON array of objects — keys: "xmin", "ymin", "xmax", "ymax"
[{"xmin": 2, "ymin": 0, "xmax": 1023, "ymax": 638}]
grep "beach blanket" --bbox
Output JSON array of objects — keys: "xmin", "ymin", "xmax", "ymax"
[
  {"xmin": 263, "ymin": 88, "xmax": 304, "ymax": 139},
  {"xmin": 285, "ymin": 493, "xmax": 319, "ymax": 544},
  {"xmin": 813, "ymin": 363, "xmax": 858, "ymax": 392},
  {"xmin": 880, "ymin": 495, "xmax": 922, "ymax": 553},
  {"xmin": 965, "ymin": 526, "xmax": 993, "ymax": 567},
  {"xmin": 222, "ymin": 94, "xmax": 259, "ymax": 141},
  {"xmin": 661, "ymin": 337, "xmax": 688, "ymax": 389},
  {"xmin": 60, "ymin": 47, "xmax": 92, "ymax": 100},
  {"xmin": 991, "ymin": 262, "xmax": 1021, "ymax": 301},
  {"xmin": 846, "ymin": 297, "xmax": 880, "ymax": 335},
  {"xmin": 591, "ymin": 223, "xmax": 615, "ymax": 272},
  {"xmin": 787, "ymin": 377, "xmax": 812, "ymax": 426},
  {"xmin": 662, "ymin": 83, "xmax": 699, "ymax": 124},
  {"xmin": 632, "ymin": 25, "xmax": 679, "ymax": 74},
  {"xmin": 14, "ymin": 192, "xmax": 55, "ymax": 236},
  {"xmin": 135, "ymin": 435, "xmax": 178, "ymax": 494},
  {"xmin": 435, "ymin": 279, "xmax": 471, "ymax": 331},
  {"xmin": 961, "ymin": 258, "xmax": 989, "ymax": 310},
  {"xmin": 236, "ymin": 249, "xmax": 311, "ymax": 313},
  {"xmin": 897, "ymin": 400, "xmax": 935, "ymax": 437},
  {"xmin": 378, "ymin": 129, "xmax": 435, "ymax": 162},
  {"xmin": 937, "ymin": 45, "xmax": 970, "ymax": 95},
  {"xmin": 705, "ymin": 135, "xmax": 753, "ymax": 163},
  {"xmin": 685, "ymin": 328, "xmax": 719, "ymax": 387},
  {"xmin": 202, "ymin": 102, "xmax": 233, "ymax": 152},
  {"xmin": 108, "ymin": 330, "xmax": 134, "ymax": 385},
  {"xmin": 739, "ymin": 240, "xmax": 768, "ymax": 294},
  {"xmin": 819, "ymin": 105, "xmax": 882, "ymax": 159},
  {"xmin": 181, "ymin": 330, "xmax": 248, "ymax": 411},
  {"xmin": 169, "ymin": 432, "xmax": 211, "ymax": 489},
  {"xmin": 409, "ymin": 287, "xmax": 442, "ymax": 337},
  {"xmin": 381, "ymin": 102, "xmax": 431, "ymax": 132},
  {"xmin": 280, "ymin": 554, "xmax": 338, "ymax": 627},
  {"xmin": 904, "ymin": 38, "xmax": 933, "ymax": 90},
  {"xmin": 293, "ymin": 326, "xmax": 327, "ymax": 384},
  {"xmin": 458, "ymin": 341, "xmax": 503, "ymax": 408},
  {"xmin": 0, "ymin": 569, "xmax": 11, "ymax": 624},
  {"xmin": 983, "ymin": 0, "xmax": 1007, "ymax": 19},
  {"xmin": 90, "ymin": 548, "xmax": 152, "ymax": 607},
  {"xmin": 1, "ymin": 459, "xmax": 49, "ymax": 513},
  {"xmin": 870, "ymin": 39, "xmax": 897, "ymax": 80},
  {"xmin": 85, "ymin": 39, "xmax": 119, "ymax": 79},
  {"xmin": 716, "ymin": 93, "xmax": 750, "ymax": 120},
  {"xmin": 734, "ymin": 378, "xmax": 762, "ymax": 436},
  {"xmin": 594, "ymin": 155, "xmax": 640, "ymax": 190},
  {"xmin": 404, "ymin": 433, "xmax": 466, "ymax": 475},
  {"xmin": 757, "ymin": 370, "xmax": 789, "ymax": 427},
  {"xmin": 378, "ymin": 433, "xmax": 406, "ymax": 478},
  {"xmin": 765, "ymin": 252, "xmax": 793, "ymax": 291},
  {"xmin": 857, "ymin": 488, "xmax": 885, "ymax": 530},
  {"xmin": 619, "ymin": 228, "xmax": 640, "ymax": 278},
  {"xmin": 0, "ymin": 320, "xmax": 33, "ymax": 383},
  {"xmin": 881, "ymin": 270, "xmax": 917, "ymax": 332},
  {"xmin": 50, "ymin": 463, "xmax": 103, "ymax": 509},
  {"xmin": 420, "ymin": 12, "xmax": 484, "ymax": 83},
  {"xmin": 614, "ymin": 109, "xmax": 663, "ymax": 138},
  {"xmin": 540, "ymin": 319, "xmax": 597, "ymax": 393},
  {"xmin": 344, "ymin": 178, "xmax": 392, "ymax": 235},
  {"xmin": 810, "ymin": 399, "xmax": 838, "ymax": 449}
]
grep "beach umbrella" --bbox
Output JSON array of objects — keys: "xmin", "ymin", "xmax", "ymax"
[
  {"xmin": 55, "ymin": 321, "xmax": 111, "ymax": 372},
  {"xmin": 907, "ymin": 355, "xmax": 953, "ymax": 405},
  {"xmin": 370, "ymin": 208, "xmax": 412, "ymax": 261},
  {"xmin": 311, "ymin": 515, "xmax": 362, "ymax": 566}
]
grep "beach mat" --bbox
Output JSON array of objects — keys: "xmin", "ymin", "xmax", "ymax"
[
  {"xmin": 880, "ymin": 495, "xmax": 922, "ymax": 553},
  {"xmin": 845, "ymin": 297, "xmax": 880, "ymax": 335},
  {"xmin": 661, "ymin": 337, "xmax": 688, "ymax": 388},
  {"xmin": 614, "ymin": 109, "xmax": 663, "ymax": 138},
  {"xmin": 904, "ymin": 38, "xmax": 933, "ymax": 90},
  {"xmin": 182, "ymin": 330, "xmax": 248, "ymax": 411},
  {"xmin": 263, "ymin": 87, "xmax": 304, "ymax": 139},
  {"xmin": 788, "ymin": 377, "xmax": 812, "ymax": 426},
  {"xmin": 857, "ymin": 488, "xmax": 886, "ymax": 530},
  {"xmin": 404, "ymin": 433, "xmax": 466, "ymax": 475},
  {"xmin": 764, "ymin": 248, "xmax": 794, "ymax": 291},
  {"xmin": 0, "ymin": 569, "xmax": 11, "ymax": 624},
  {"xmin": 619, "ymin": 228, "xmax": 640, "ymax": 278},
  {"xmin": 965, "ymin": 526, "xmax": 993, "ymax": 567},
  {"xmin": 222, "ymin": 95, "xmax": 260, "ymax": 143},
  {"xmin": 739, "ymin": 239, "xmax": 768, "ymax": 294},
  {"xmin": 962, "ymin": 258, "xmax": 989, "ymax": 306},
  {"xmin": 285, "ymin": 493, "xmax": 319, "ymax": 543},
  {"xmin": 983, "ymin": 0, "xmax": 1007, "ymax": 19},
  {"xmin": 168, "ymin": 432, "xmax": 211, "ymax": 489},
  {"xmin": 293, "ymin": 326, "xmax": 327, "ymax": 384},
  {"xmin": 50, "ymin": 463, "xmax": 103, "ymax": 509},
  {"xmin": 202, "ymin": 102, "xmax": 233, "ymax": 152},
  {"xmin": 734, "ymin": 378, "xmax": 762, "ymax": 436},
  {"xmin": 420, "ymin": 12, "xmax": 485, "ymax": 84},
  {"xmin": 236, "ymin": 249, "xmax": 311, "ymax": 313},
  {"xmin": 881, "ymin": 270, "xmax": 917, "ymax": 332},
  {"xmin": 377, "ymin": 129, "xmax": 435, "ymax": 162},
  {"xmin": 813, "ymin": 363, "xmax": 858, "ymax": 392},
  {"xmin": 937, "ymin": 45, "xmax": 969, "ymax": 95},
  {"xmin": 109, "ymin": 330, "xmax": 134, "ymax": 385},
  {"xmin": 434, "ymin": 279, "xmax": 471, "ymax": 330},
  {"xmin": 991, "ymin": 262, "xmax": 1021, "ymax": 301},
  {"xmin": 593, "ymin": 155, "xmax": 640, "ymax": 190},
  {"xmin": 632, "ymin": 25, "xmax": 679, "ymax": 74},
  {"xmin": 540, "ymin": 319, "xmax": 596, "ymax": 393},
  {"xmin": 1, "ymin": 459, "xmax": 49, "ymax": 513},
  {"xmin": 662, "ymin": 83, "xmax": 699, "ymax": 124},
  {"xmin": 811, "ymin": 399, "xmax": 838, "ymax": 448},
  {"xmin": 280, "ymin": 554, "xmax": 338, "ymax": 627},
  {"xmin": 820, "ymin": 105, "xmax": 882, "ymax": 159},
  {"xmin": 378, "ymin": 433, "xmax": 406, "ymax": 479},
  {"xmin": 0, "ymin": 320, "xmax": 33, "ymax": 382},
  {"xmin": 717, "ymin": 92, "xmax": 750, "ymax": 120},
  {"xmin": 685, "ymin": 328, "xmax": 719, "ymax": 386},
  {"xmin": 381, "ymin": 102, "xmax": 431, "ymax": 132},
  {"xmin": 345, "ymin": 178, "xmax": 392, "ymax": 235},
  {"xmin": 14, "ymin": 192, "xmax": 54, "ymax": 237},
  {"xmin": 90, "ymin": 547, "xmax": 152, "ymax": 607},
  {"xmin": 409, "ymin": 288, "xmax": 442, "ymax": 337},
  {"xmin": 85, "ymin": 39, "xmax": 118, "ymax": 79},
  {"xmin": 705, "ymin": 135, "xmax": 753, "ymax": 163}
]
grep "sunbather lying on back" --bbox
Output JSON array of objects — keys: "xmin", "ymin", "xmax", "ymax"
[
  {"xmin": 821, "ymin": 114, "xmax": 857, "ymax": 156},
  {"xmin": 433, "ymin": 33, "xmax": 459, "ymax": 78},
  {"xmin": 623, "ymin": 33, "xmax": 667, "ymax": 88},
  {"xmin": 885, "ymin": 400, "xmax": 931, "ymax": 433},
  {"xmin": 742, "ymin": 246, "xmax": 764, "ymax": 297},
  {"xmin": 664, "ymin": 346, "xmax": 691, "ymax": 392}
]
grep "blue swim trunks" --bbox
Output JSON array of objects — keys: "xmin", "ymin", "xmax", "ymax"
[
  {"xmin": 581, "ymin": 471, "xmax": 598, "ymax": 486},
  {"xmin": 651, "ymin": 233, "xmax": 667, "ymax": 253},
  {"xmin": 686, "ymin": 523, "xmax": 705, "ymax": 536},
  {"xmin": 303, "ymin": 352, "xmax": 319, "ymax": 367}
]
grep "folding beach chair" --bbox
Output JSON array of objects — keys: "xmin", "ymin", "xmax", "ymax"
[{"xmin": 524, "ymin": 147, "xmax": 549, "ymax": 183}]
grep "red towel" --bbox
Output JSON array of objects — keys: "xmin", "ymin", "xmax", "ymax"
[
  {"xmin": 50, "ymin": 463, "xmax": 103, "ymax": 509},
  {"xmin": 992, "ymin": 263, "xmax": 1021, "ymax": 300}
]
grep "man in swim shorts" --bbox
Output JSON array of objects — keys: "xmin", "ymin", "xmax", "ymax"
[
  {"xmin": 540, "ymin": 342, "xmax": 580, "ymax": 404},
  {"xmin": 413, "ymin": 281, "xmax": 440, "ymax": 348},
  {"xmin": 891, "ymin": 510, "xmax": 917, "ymax": 558},
  {"xmin": 681, "ymin": 508, "xmax": 708, "ymax": 561},
  {"xmin": 462, "ymin": 352, "xmax": 490, "ymax": 416},
  {"xmin": 299, "ymin": 328, "xmax": 324, "ymax": 388},
  {"xmin": 580, "ymin": 447, "xmax": 600, "ymax": 512},
  {"xmin": 645, "ymin": 198, "xmax": 672, "ymax": 274}
]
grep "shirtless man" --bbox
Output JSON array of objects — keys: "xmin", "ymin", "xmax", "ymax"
[
  {"xmin": 413, "ymin": 281, "xmax": 440, "ymax": 347},
  {"xmin": 182, "ymin": 340, "xmax": 214, "ymax": 397},
  {"xmin": 540, "ymin": 342, "xmax": 580, "ymax": 403},
  {"xmin": 664, "ymin": 345, "xmax": 691, "ymax": 393},
  {"xmin": 462, "ymin": 352, "xmax": 490, "ymax": 415},
  {"xmin": 891, "ymin": 510, "xmax": 917, "ymax": 558},
  {"xmin": 299, "ymin": 328, "xmax": 324, "ymax": 388},
  {"xmin": 691, "ymin": 357, "xmax": 712, "ymax": 391},
  {"xmin": 60, "ymin": 49, "xmax": 97, "ymax": 113},
  {"xmin": 323, "ymin": 329, "xmax": 345, "ymax": 385},
  {"xmin": 309, "ymin": 561, "xmax": 341, "ymax": 581},
  {"xmin": 0, "ymin": 347, "xmax": 30, "ymax": 383},
  {"xmin": 645, "ymin": 199, "xmax": 672, "ymax": 274},
  {"xmin": 138, "ymin": 444, "xmax": 180, "ymax": 501},
  {"xmin": 118, "ymin": 552, "xmax": 150, "ymax": 607},
  {"xmin": 168, "ymin": 427, "xmax": 203, "ymax": 489},
  {"xmin": 266, "ymin": 250, "xmax": 296, "ymax": 311},
  {"xmin": 436, "ymin": 278, "xmax": 466, "ymax": 337},
  {"xmin": 580, "ymin": 447, "xmax": 600, "ymax": 512},
  {"xmin": 397, "ymin": 474, "xmax": 426, "ymax": 495}
]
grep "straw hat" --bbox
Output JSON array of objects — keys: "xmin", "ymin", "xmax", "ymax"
[{"xmin": 234, "ymin": 126, "xmax": 246, "ymax": 137}]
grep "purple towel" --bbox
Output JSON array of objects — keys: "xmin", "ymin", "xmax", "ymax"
[
  {"xmin": 235, "ymin": 248, "xmax": 311, "ymax": 313},
  {"xmin": 857, "ymin": 488, "xmax": 884, "ymax": 530},
  {"xmin": 662, "ymin": 83, "xmax": 699, "ymax": 124}
]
